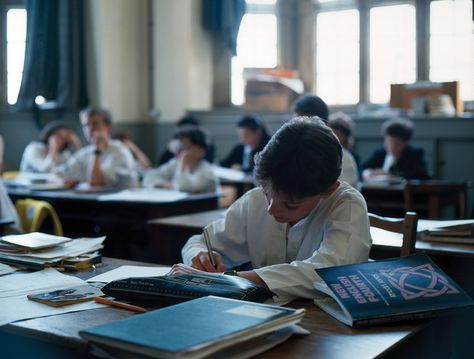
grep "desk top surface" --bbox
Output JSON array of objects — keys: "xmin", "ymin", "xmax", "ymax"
[{"xmin": 5, "ymin": 257, "xmax": 428, "ymax": 359}]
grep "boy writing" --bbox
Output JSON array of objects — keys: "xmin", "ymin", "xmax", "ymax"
[{"xmin": 171, "ymin": 117, "xmax": 371, "ymax": 301}]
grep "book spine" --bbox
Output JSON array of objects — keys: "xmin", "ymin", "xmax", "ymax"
[{"xmin": 353, "ymin": 310, "xmax": 439, "ymax": 327}]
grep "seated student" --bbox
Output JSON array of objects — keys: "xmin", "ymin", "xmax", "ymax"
[
  {"xmin": 291, "ymin": 93, "xmax": 329, "ymax": 122},
  {"xmin": 0, "ymin": 179, "xmax": 21, "ymax": 233},
  {"xmin": 158, "ymin": 115, "xmax": 215, "ymax": 165},
  {"xmin": 53, "ymin": 107, "xmax": 138, "ymax": 188},
  {"xmin": 362, "ymin": 118, "xmax": 430, "ymax": 180},
  {"xmin": 0, "ymin": 134, "xmax": 4, "ymax": 174},
  {"xmin": 20, "ymin": 121, "xmax": 82, "ymax": 173},
  {"xmin": 113, "ymin": 131, "xmax": 152, "ymax": 175},
  {"xmin": 220, "ymin": 114, "xmax": 271, "ymax": 173},
  {"xmin": 292, "ymin": 95, "xmax": 359, "ymax": 187},
  {"xmin": 328, "ymin": 112, "xmax": 361, "ymax": 182},
  {"xmin": 143, "ymin": 127, "xmax": 218, "ymax": 193},
  {"xmin": 170, "ymin": 117, "xmax": 371, "ymax": 302}
]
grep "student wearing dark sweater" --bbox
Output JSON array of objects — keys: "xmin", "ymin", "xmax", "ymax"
[
  {"xmin": 220, "ymin": 114, "xmax": 271, "ymax": 173},
  {"xmin": 362, "ymin": 118, "xmax": 430, "ymax": 180}
]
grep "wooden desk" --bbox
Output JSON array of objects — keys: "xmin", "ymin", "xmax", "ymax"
[
  {"xmin": 0, "ymin": 257, "xmax": 456, "ymax": 359},
  {"xmin": 361, "ymin": 180, "xmax": 470, "ymax": 219},
  {"xmin": 7, "ymin": 188, "xmax": 219, "ymax": 262}
]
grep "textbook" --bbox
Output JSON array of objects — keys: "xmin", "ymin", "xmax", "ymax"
[
  {"xmin": 313, "ymin": 253, "xmax": 474, "ymax": 327},
  {"xmin": 420, "ymin": 223, "xmax": 474, "ymax": 244},
  {"xmin": 80, "ymin": 296, "xmax": 305, "ymax": 359},
  {"xmin": 101, "ymin": 272, "xmax": 275, "ymax": 307}
]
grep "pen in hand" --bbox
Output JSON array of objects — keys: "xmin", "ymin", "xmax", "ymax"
[
  {"xmin": 203, "ymin": 226, "xmax": 217, "ymax": 268},
  {"xmin": 94, "ymin": 296, "xmax": 147, "ymax": 313}
]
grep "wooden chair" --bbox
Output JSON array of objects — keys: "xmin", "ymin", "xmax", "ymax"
[
  {"xmin": 403, "ymin": 181, "xmax": 468, "ymax": 219},
  {"xmin": 369, "ymin": 211, "xmax": 419, "ymax": 257}
]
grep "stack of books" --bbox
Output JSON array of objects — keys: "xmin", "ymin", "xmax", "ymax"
[
  {"xmin": 418, "ymin": 220, "xmax": 474, "ymax": 244},
  {"xmin": 0, "ymin": 232, "xmax": 105, "ymax": 269}
]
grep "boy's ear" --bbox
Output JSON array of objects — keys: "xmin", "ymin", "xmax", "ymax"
[{"xmin": 323, "ymin": 181, "xmax": 340, "ymax": 197}]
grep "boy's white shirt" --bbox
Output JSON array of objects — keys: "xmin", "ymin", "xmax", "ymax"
[
  {"xmin": 340, "ymin": 148, "xmax": 359, "ymax": 186},
  {"xmin": 20, "ymin": 142, "xmax": 73, "ymax": 173},
  {"xmin": 53, "ymin": 140, "xmax": 138, "ymax": 187},
  {"xmin": 182, "ymin": 181, "xmax": 372, "ymax": 302},
  {"xmin": 142, "ymin": 158, "xmax": 218, "ymax": 193}
]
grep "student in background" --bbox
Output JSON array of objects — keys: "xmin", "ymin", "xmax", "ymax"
[
  {"xmin": 143, "ymin": 127, "xmax": 218, "ymax": 193},
  {"xmin": 171, "ymin": 117, "xmax": 371, "ymax": 302},
  {"xmin": 158, "ymin": 116, "xmax": 215, "ymax": 165},
  {"xmin": 0, "ymin": 179, "xmax": 21, "ymax": 233},
  {"xmin": 0, "ymin": 134, "xmax": 4, "ymax": 174},
  {"xmin": 113, "ymin": 131, "xmax": 152, "ymax": 176},
  {"xmin": 362, "ymin": 118, "xmax": 430, "ymax": 181},
  {"xmin": 328, "ymin": 112, "xmax": 361, "ymax": 182},
  {"xmin": 20, "ymin": 121, "xmax": 82, "ymax": 173},
  {"xmin": 220, "ymin": 114, "xmax": 271, "ymax": 173},
  {"xmin": 292, "ymin": 95, "xmax": 359, "ymax": 187},
  {"xmin": 291, "ymin": 94, "xmax": 329, "ymax": 122},
  {"xmin": 53, "ymin": 108, "xmax": 138, "ymax": 188}
]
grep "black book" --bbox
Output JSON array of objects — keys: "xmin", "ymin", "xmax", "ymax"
[{"xmin": 101, "ymin": 272, "xmax": 275, "ymax": 307}]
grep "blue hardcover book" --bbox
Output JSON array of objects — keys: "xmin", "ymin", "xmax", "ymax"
[
  {"xmin": 314, "ymin": 253, "xmax": 474, "ymax": 327},
  {"xmin": 79, "ymin": 296, "xmax": 305, "ymax": 359}
]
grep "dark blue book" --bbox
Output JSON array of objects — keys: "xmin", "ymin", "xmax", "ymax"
[
  {"xmin": 79, "ymin": 296, "xmax": 305, "ymax": 359},
  {"xmin": 314, "ymin": 253, "xmax": 474, "ymax": 327}
]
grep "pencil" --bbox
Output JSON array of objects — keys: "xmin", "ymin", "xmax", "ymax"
[
  {"xmin": 203, "ymin": 226, "xmax": 217, "ymax": 268},
  {"xmin": 94, "ymin": 296, "xmax": 147, "ymax": 313}
]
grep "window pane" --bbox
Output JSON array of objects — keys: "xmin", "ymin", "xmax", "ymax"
[
  {"xmin": 370, "ymin": 4, "xmax": 416, "ymax": 104},
  {"xmin": 7, "ymin": 9, "xmax": 27, "ymax": 105},
  {"xmin": 231, "ymin": 13, "xmax": 277, "ymax": 105},
  {"xmin": 430, "ymin": 0, "xmax": 474, "ymax": 101},
  {"xmin": 315, "ymin": 9, "xmax": 359, "ymax": 105}
]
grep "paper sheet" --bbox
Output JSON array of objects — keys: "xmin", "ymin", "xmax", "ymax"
[
  {"xmin": 0, "ymin": 263, "xmax": 16, "ymax": 276},
  {"xmin": 0, "ymin": 268, "xmax": 103, "ymax": 326},
  {"xmin": 97, "ymin": 188, "xmax": 188, "ymax": 202},
  {"xmin": 87, "ymin": 265, "xmax": 172, "ymax": 283},
  {"xmin": 417, "ymin": 219, "xmax": 474, "ymax": 232}
]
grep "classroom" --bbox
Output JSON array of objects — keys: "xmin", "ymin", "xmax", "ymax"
[{"xmin": 1, "ymin": 0, "xmax": 474, "ymax": 358}]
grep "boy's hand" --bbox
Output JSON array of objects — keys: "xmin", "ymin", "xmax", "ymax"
[
  {"xmin": 190, "ymin": 251, "xmax": 226, "ymax": 272},
  {"xmin": 181, "ymin": 146, "xmax": 205, "ymax": 170}
]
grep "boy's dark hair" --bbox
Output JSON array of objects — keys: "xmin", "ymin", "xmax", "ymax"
[
  {"xmin": 382, "ymin": 118, "xmax": 414, "ymax": 141},
  {"xmin": 255, "ymin": 117, "xmax": 342, "ymax": 198},
  {"xmin": 291, "ymin": 94, "xmax": 329, "ymax": 122},
  {"xmin": 173, "ymin": 127, "xmax": 208, "ymax": 150},
  {"xmin": 328, "ymin": 112, "xmax": 353, "ymax": 137},
  {"xmin": 178, "ymin": 115, "xmax": 200, "ymax": 127},
  {"xmin": 38, "ymin": 121, "xmax": 69, "ymax": 143},
  {"xmin": 237, "ymin": 114, "xmax": 263, "ymax": 132},
  {"xmin": 79, "ymin": 107, "xmax": 113, "ymax": 126}
]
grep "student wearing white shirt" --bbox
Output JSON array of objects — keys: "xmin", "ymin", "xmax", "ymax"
[
  {"xmin": 143, "ymin": 128, "xmax": 218, "ymax": 193},
  {"xmin": 53, "ymin": 108, "xmax": 138, "ymax": 188},
  {"xmin": 20, "ymin": 121, "xmax": 82, "ymax": 173},
  {"xmin": 171, "ymin": 117, "xmax": 371, "ymax": 302}
]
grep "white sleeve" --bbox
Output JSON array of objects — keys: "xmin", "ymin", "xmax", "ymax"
[
  {"xmin": 172, "ymin": 161, "xmax": 217, "ymax": 193},
  {"xmin": 255, "ymin": 197, "xmax": 371, "ymax": 301},
  {"xmin": 100, "ymin": 146, "xmax": 138, "ymax": 187},
  {"xmin": 20, "ymin": 143, "xmax": 55, "ymax": 173},
  {"xmin": 181, "ymin": 194, "xmax": 252, "ymax": 267},
  {"xmin": 53, "ymin": 149, "xmax": 88, "ymax": 181},
  {"xmin": 142, "ymin": 160, "xmax": 176, "ymax": 188},
  {"xmin": 340, "ymin": 150, "xmax": 359, "ymax": 186}
]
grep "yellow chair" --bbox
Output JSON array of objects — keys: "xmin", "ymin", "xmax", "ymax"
[
  {"xmin": 15, "ymin": 198, "xmax": 64, "ymax": 236},
  {"xmin": 2, "ymin": 171, "xmax": 20, "ymax": 180}
]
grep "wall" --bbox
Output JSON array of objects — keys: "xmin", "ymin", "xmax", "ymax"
[
  {"xmin": 152, "ymin": 0, "xmax": 213, "ymax": 122},
  {"xmin": 86, "ymin": 0, "xmax": 150, "ymax": 123}
]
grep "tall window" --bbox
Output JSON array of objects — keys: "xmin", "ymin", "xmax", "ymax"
[
  {"xmin": 369, "ymin": 4, "xmax": 416, "ymax": 104},
  {"xmin": 430, "ymin": 0, "xmax": 474, "ymax": 101},
  {"xmin": 231, "ymin": 0, "xmax": 278, "ymax": 105},
  {"xmin": 316, "ymin": 9, "xmax": 359, "ymax": 105},
  {"xmin": 6, "ymin": 8, "xmax": 27, "ymax": 105}
]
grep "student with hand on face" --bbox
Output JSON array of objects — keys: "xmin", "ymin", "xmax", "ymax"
[
  {"xmin": 20, "ymin": 121, "xmax": 82, "ymax": 173},
  {"xmin": 53, "ymin": 107, "xmax": 138, "ymax": 188},
  {"xmin": 143, "ymin": 127, "xmax": 218, "ymax": 193},
  {"xmin": 362, "ymin": 118, "xmax": 430, "ymax": 181},
  {"xmin": 170, "ymin": 117, "xmax": 371, "ymax": 302},
  {"xmin": 220, "ymin": 114, "xmax": 271, "ymax": 173}
]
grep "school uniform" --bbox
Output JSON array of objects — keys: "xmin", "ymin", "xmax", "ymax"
[
  {"xmin": 53, "ymin": 140, "xmax": 138, "ymax": 187},
  {"xmin": 182, "ymin": 181, "xmax": 371, "ymax": 302},
  {"xmin": 341, "ymin": 148, "xmax": 359, "ymax": 186},
  {"xmin": 143, "ymin": 158, "xmax": 218, "ymax": 193},
  {"xmin": 362, "ymin": 145, "xmax": 430, "ymax": 180},
  {"xmin": 20, "ymin": 142, "xmax": 73, "ymax": 173},
  {"xmin": 220, "ymin": 135, "xmax": 270, "ymax": 173}
]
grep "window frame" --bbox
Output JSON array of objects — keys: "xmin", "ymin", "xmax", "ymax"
[{"xmin": 0, "ymin": 0, "xmax": 26, "ymax": 108}]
